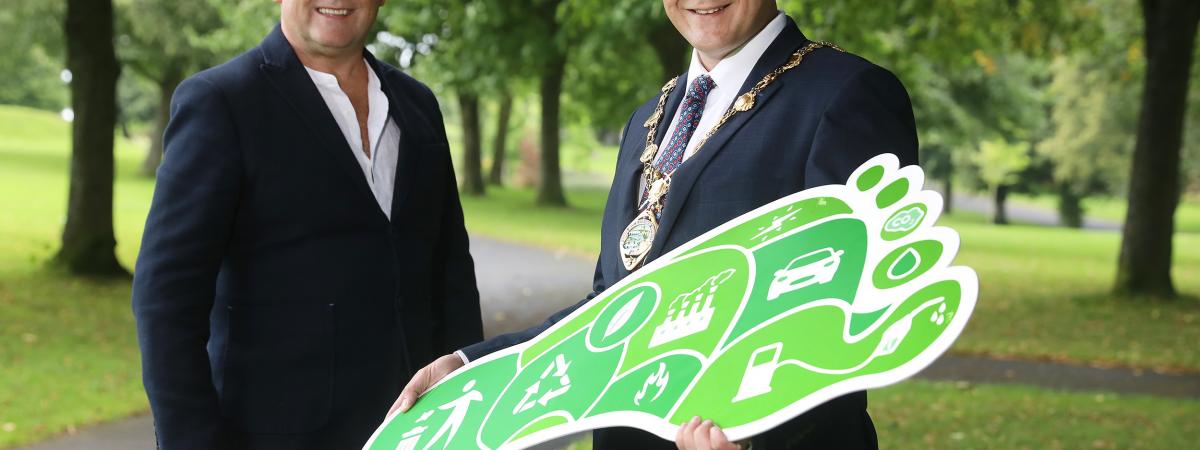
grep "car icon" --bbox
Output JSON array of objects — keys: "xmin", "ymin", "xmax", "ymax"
[{"xmin": 767, "ymin": 247, "xmax": 844, "ymax": 301}]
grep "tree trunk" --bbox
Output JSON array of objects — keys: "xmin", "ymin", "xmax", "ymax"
[
  {"xmin": 56, "ymin": 0, "xmax": 126, "ymax": 277},
  {"xmin": 536, "ymin": 46, "xmax": 568, "ymax": 207},
  {"xmin": 1058, "ymin": 183, "xmax": 1085, "ymax": 228},
  {"xmin": 1115, "ymin": 0, "xmax": 1200, "ymax": 298},
  {"xmin": 943, "ymin": 155, "xmax": 954, "ymax": 214},
  {"xmin": 458, "ymin": 92, "xmax": 485, "ymax": 196},
  {"xmin": 943, "ymin": 177, "xmax": 953, "ymax": 214},
  {"xmin": 118, "ymin": 111, "xmax": 132, "ymax": 139},
  {"xmin": 992, "ymin": 185, "xmax": 1009, "ymax": 225},
  {"xmin": 488, "ymin": 91, "xmax": 512, "ymax": 186},
  {"xmin": 647, "ymin": 19, "xmax": 689, "ymax": 80},
  {"xmin": 141, "ymin": 68, "xmax": 183, "ymax": 177}
]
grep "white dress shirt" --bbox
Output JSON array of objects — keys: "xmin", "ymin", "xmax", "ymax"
[
  {"xmin": 304, "ymin": 59, "xmax": 401, "ymax": 220},
  {"xmin": 657, "ymin": 12, "xmax": 786, "ymax": 165}
]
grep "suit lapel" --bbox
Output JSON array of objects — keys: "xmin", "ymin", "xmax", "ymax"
[
  {"xmin": 257, "ymin": 25, "xmax": 385, "ymax": 222},
  {"xmin": 364, "ymin": 55, "xmax": 422, "ymax": 217},
  {"xmin": 654, "ymin": 74, "xmax": 690, "ymax": 148},
  {"xmin": 647, "ymin": 20, "xmax": 811, "ymax": 260},
  {"xmin": 614, "ymin": 74, "xmax": 688, "ymax": 278},
  {"xmin": 621, "ymin": 74, "xmax": 688, "ymax": 215}
]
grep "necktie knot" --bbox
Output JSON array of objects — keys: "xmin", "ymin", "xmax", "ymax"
[{"xmin": 688, "ymin": 75, "xmax": 715, "ymax": 100}]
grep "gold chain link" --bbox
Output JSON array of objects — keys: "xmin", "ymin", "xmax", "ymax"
[{"xmin": 635, "ymin": 41, "xmax": 842, "ymax": 216}]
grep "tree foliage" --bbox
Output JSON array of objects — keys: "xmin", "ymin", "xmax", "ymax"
[
  {"xmin": 1039, "ymin": 55, "xmax": 1138, "ymax": 226},
  {"xmin": 0, "ymin": 0, "xmax": 67, "ymax": 110},
  {"xmin": 117, "ymin": 0, "xmax": 225, "ymax": 175}
]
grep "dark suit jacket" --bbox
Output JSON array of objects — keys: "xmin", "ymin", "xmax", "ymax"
[
  {"xmin": 132, "ymin": 26, "xmax": 483, "ymax": 450},
  {"xmin": 462, "ymin": 17, "xmax": 916, "ymax": 450}
]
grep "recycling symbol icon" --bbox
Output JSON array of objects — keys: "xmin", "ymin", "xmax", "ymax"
[{"xmin": 514, "ymin": 354, "xmax": 572, "ymax": 414}]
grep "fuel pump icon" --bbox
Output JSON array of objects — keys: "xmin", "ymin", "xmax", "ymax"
[{"xmin": 732, "ymin": 342, "xmax": 783, "ymax": 402}]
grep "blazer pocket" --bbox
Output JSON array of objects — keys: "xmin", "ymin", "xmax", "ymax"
[{"xmin": 222, "ymin": 301, "xmax": 335, "ymax": 434}]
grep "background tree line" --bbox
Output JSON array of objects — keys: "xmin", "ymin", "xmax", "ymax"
[{"xmin": 1, "ymin": 0, "xmax": 1197, "ymax": 298}]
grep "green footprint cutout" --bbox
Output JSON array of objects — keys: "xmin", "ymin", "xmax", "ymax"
[{"xmin": 363, "ymin": 154, "xmax": 979, "ymax": 449}]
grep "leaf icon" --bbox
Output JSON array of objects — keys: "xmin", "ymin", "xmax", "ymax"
[{"xmin": 605, "ymin": 292, "xmax": 643, "ymax": 338}]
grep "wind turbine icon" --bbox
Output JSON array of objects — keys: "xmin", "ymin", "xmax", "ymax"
[{"xmin": 751, "ymin": 206, "xmax": 803, "ymax": 242}]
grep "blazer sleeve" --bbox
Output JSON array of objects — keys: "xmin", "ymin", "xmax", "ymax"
[
  {"xmin": 805, "ymin": 65, "xmax": 919, "ymax": 188},
  {"xmin": 429, "ymin": 102, "xmax": 485, "ymax": 357},
  {"xmin": 131, "ymin": 75, "xmax": 242, "ymax": 449}
]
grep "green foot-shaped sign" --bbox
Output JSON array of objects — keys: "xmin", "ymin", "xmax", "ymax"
[{"xmin": 364, "ymin": 154, "xmax": 978, "ymax": 449}]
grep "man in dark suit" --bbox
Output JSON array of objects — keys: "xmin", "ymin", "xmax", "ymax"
[
  {"xmin": 132, "ymin": 1, "xmax": 482, "ymax": 449},
  {"xmin": 393, "ymin": 1, "xmax": 916, "ymax": 448}
]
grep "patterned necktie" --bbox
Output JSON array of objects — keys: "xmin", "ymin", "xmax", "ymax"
[
  {"xmin": 655, "ymin": 74, "xmax": 716, "ymax": 175},
  {"xmin": 640, "ymin": 75, "xmax": 716, "ymax": 207}
]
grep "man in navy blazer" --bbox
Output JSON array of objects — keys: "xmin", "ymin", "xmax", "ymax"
[
  {"xmin": 132, "ymin": 1, "xmax": 482, "ymax": 449},
  {"xmin": 394, "ymin": 1, "xmax": 917, "ymax": 449}
]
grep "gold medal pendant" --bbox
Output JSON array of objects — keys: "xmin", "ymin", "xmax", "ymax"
[{"xmin": 619, "ymin": 209, "xmax": 658, "ymax": 270}]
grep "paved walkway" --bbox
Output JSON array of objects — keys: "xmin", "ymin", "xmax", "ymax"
[
  {"xmin": 919, "ymin": 354, "xmax": 1198, "ymax": 398},
  {"xmin": 948, "ymin": 191, "xmax": 1121, "ymax": 231},
  {"xmin": 19, "ymin": 236, "xmax": 1195, "ymax": 449}
]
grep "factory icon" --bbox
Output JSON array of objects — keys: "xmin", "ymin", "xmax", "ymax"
[{"xmin": 649, "ymin": 269, "xmax": 736, "ymax": 347}]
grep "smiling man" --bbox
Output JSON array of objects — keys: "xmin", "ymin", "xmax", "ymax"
[
  {"xmin": 393, "ymin": 0, "xmax": 916, "ymax": 449},
  {"xmin": 132, "ymin": 1, "xmax": 482, "ymax": 449}
]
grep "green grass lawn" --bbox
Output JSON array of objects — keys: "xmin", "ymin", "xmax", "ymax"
[
  {"xmin": 0, "ymin": 106, "xmax": 152, "ymax": 447},
  {"xmin": 868, "ymin": 380, "xmax": 1200, "ymax": 449},
  {"xmin": 567, "ymin": 380, "xmax": 1200, "ymax": 450},
  {"xmin": 942, "ymin": 215, "xmax": 1200, "ymax": 371},
  {"xmin": 2, "ymin": 104, "xmax": 1198, "ymax": 447},
  {"xmin": 459, "ymin": 187, "xmax": 609, "ymax": 258}
]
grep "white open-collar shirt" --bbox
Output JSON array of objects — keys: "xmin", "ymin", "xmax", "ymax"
[
  {"xmin": 305, "ymin": 59, "xmax": 401, "ymax": 220},
  {"xmin": 656, "ymin": 11, "xmax": 786, "ymax": 165}
]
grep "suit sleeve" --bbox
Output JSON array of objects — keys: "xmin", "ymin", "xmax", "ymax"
[
  {"xmin": 424, "ymin": 91, "xmax": 485, "ymax": 359},
  {"xmin": 805, "ymin": 65, "xmax": 918, "ymax": 188},
  {"xmin": 457, "ymin": 109, "xmax": 640, "ymax": 361},
  {"xmin": 131, "ymin": 76, "xmax": 241, "ymax": 449}
]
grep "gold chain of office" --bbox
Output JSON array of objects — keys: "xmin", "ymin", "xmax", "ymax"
[{"xmin": 618, "ymin": 41, "xmax": 843, "ymax": 271}]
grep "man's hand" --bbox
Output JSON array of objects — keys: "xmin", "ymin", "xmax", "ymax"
[
  {"xmin": 388, "ymin": 353, "xmax": 465, "ymax": 415},
  {"xmin": 676, "ymin": 416, "xmax": 744, "ymax": 450}
]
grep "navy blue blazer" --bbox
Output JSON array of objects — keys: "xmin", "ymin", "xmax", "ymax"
[
  {"xmin": 132, "ymin": 26, "xmax": 482, "ymax": 450},
  {"xmin": 462, "ymin": 18, "xmax": 917, "ymax": 450}
]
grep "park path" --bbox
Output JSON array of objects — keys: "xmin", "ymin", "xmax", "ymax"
[
  {"xmin": 948, "ymin": 192, "xmax": 1121, "ymax": 231},
  {"xmin": 18, "ymin": 236, "xmax": 1195, "ymax": 450}
]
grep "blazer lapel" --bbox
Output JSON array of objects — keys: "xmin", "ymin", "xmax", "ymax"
[
  {"xmin": 621, "ymin": 74, "xmax": 688, "ymax": 215},
  {"xmin": 257, "ymin": 25, "xmax": 384, "ymax": 221},
  {"xmin": 364, "ymin": 55, "xmax": 422, "ymax": 217},
  {"xmin": 647, "ymin": 19, "xmax": 811, "ymax": 260},
  {"xmin": 654, "ymin": 74, "xmax": 690, "ymax": 148},
  {"xmin": 614, "ymin": 74, "xmax": 688, "ymax": 278}
]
